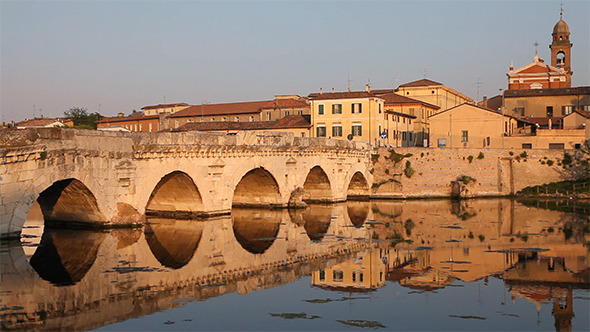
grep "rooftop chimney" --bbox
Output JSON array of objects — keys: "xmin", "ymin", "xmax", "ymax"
[
  {"xmin": 331, "ymin": 88, "xmax": 335, "ymax": 93},
  {"xmin": 319, "ymin": 88, "xmax": 323, "ymax": 94},
  {"xmin": 118, "ymin": 112, "xmax": 124, "ymax": 117},
  {"xmin": 365, "ymin": 84, "xmax": 371, "ymax": 92}
]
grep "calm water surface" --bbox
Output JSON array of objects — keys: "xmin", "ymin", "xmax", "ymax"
[{"xmin": 1, "ymin": 199, "xmax": 588, "ymax": 331}]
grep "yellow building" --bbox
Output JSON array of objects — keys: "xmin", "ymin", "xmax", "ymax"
[
  {"xmin": 308, "ymin": 88, "xmax": 385, "ymax": 145},
  {"xmin": 429, "ymin": 103, "xmax": 526, "ymax": 148},
  {"xmin": 395, "ymin": 79, "xmax": 474, "ymax": 112}
]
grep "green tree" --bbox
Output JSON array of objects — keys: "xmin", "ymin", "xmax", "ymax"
[{"xmin": 64, "ymin": 107, "xmax": 103, "ymax": 129}]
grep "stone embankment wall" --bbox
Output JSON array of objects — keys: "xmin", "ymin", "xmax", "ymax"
[{"xmin": 370, "ymin": 147, "xmax": 587, "ymax": 198}]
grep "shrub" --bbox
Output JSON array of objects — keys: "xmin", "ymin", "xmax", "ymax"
[
  {"xmin": 509, "ymin": 151, "xmax": 514, "ymax": 156},
  {"xmin": 478, "ymin": 234, "xmax": 485, "ymax": 242},
  {"xmin": 404, "ymin": 160, "xmax": 415, "ymax": 178},
  {"xmin": 562, "ymin": 152, "xmax": 573, "ymax": 166},
  {"xmin": 459, "ymin": 175, "xmax": 477, "ymax": 184},
  {"xmin": 388, "ymin": 149, "xmax": 413, "ymax": 164},
  {"xmin": 546, "ymin": 160, "xmax": 554, "ymax": 166},
  {"xmin": 477, "ymin": 152, "xmax": 484, "ymax": 159},
  {"xmin": 385, "ymin": 169, "xmax": 390, "ymax": 174},
  {"xmin": 519, "ymin": 151, "xmax": 528, "ymax": 158},
  {"xmin": 468, "ymin": 231, "xmax": 474, "ymax": 239},
  {"xmin": 467, "ymin": 155, "xmax": 474, "ymax": 163},
  {"xmin": 371, "ymin": 153, "xmax": 380, "ymax": 163}
]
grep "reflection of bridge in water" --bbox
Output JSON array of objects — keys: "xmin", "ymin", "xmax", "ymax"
[{"xmin": 1, "ymin": 203, "xmax": 373, "ymax": 330}]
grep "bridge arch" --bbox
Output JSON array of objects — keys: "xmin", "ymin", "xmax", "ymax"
[
  {"xmin": 302, "ymin": 166, "xmax": 333, "ymax": 202},
  {"xmin": 232, "ymin": 167, "xmax": 282, "ymax": 207},
  {"xmin": 36, "ymin": 178, "xmax": 106, "ymax": 226},
  {"xmin": 146, "ymin": 171, "xmax": 204, "ymax": 215},
  {"xmin": 346, "ymin": 171, "xmax": 370, "ymax": 199}
]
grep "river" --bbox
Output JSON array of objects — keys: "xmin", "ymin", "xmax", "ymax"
[{"xmin": 1, "ymin": 198, "xmax": 588, "ymax": 331}]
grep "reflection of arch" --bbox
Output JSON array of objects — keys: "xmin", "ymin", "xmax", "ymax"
[
  {"xmin": 29, "ymin": 229, "xmax": 106, "ymax": 286},
  {"xmin": 302, "ymin": 204, "xmax": 333, "ymax": 242},
  {"xmin": 146, "ymin": 171, "xmax": 203, "ymax": 215},
  {"xmin": 36, "ymin": 179, "xmax": 105, "ymax": 225},
  {"xmin": 144, "ymin": 217, "xmax": 204, "ymax": 269},
  {"xmin": 232, "ymin": 208, "xmax": 281, "ymax": 254},
  {"xmin": 233, "ymin": 168, "xmax": 282, "ymax": 207},
  {"xmin": 346, "ymin": 201, "xmax": 370, "ymax": 228},
  {"xmin": 346, "ymin": 171, "xmax": 370, "ymax": 200},
  {"xmin": 303, "ymin": 166, "xmax": 332, "ymax": 202}
]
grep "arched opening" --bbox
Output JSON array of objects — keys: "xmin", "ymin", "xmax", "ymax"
[
  {"xmin": 232, "ymin": 208, "xmax": 281, "ymax": 254},
  {"xmin": 556, "ymin": 51, "xmax": 566, "ymax": 67},
  {"xmin": 233, "ymin": 168, "xmax": 282, "ymax": 207},
  {"xmin": 302, "ymin": 204, "xmax": 333, "ymax": 242},
  {"xmin": 36, "ymin": 178, "xmax": 105, "ymax": 226},
  {"xmin": 346, "ymin": 171, "xmax": 370, "ymax": 200},
  {"xmin": 346, "ymin": 201, "xmax": 370, "ymax": 228},
  {"xmin": 303, "ymin": 166, "xmax": 332, "ymax": 203},
  {"xmin": 29, "ymin": 228, "xmax": 106, "ymax": 286},
  {"xmin": 146, "ymin": 171, "xmax": 204, "ymax": 217},
  {"xmin": 145, "ymin": 217, "xmax": 204, "ymax": 269}
]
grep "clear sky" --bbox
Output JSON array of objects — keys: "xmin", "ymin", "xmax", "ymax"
[{"xmin": 1, "ymin": 0, "xmax": 589, "ymax": 122}]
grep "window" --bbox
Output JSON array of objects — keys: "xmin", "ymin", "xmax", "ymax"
[
  {"xmin": 317, "ymin": 125, "xmax": 326, "ymax": 137},
  {"xmin": 235, "ymin": 116, "xmax": 240, "ymax": 122},
  {"xmin": 549, "ymin": 143, "xmax": 565, "ymax": 149},
  {"xmin": 284, "ymin": 110, "xmax": 290, "ymax": 116},
  {"xmin": 379, "ymin": 103, "xmax": 382, "ymax": 113},
  {"xmin": 267, "ymin": 112, "xmax": 272, "ymax": 121},
  {"xmin": 562, "ymin": 105, "xmax": 574, "ymax": 115},
  {"xmin": 222, "ymin": 117, "xmax": 227, "ymax": 122},
  {"xmin": 409, "ymin": 108, "xmax": 415, "ymax": 116},
  {"xmin": 402, "ymin": 132, "xmax": 407, "ymax": 140},
  {"xmin": 583, "ymin": 105, "xmax": 590, "ymax": 112},
  {"xmin": 352, "ymin": 272, "xmax": 356, "ymax": 282},
  {"xmin": 352, "ymin": 103, "xmax": 362, "ymax": 114},
  {"xmin": 298, "ymin": 110, "xmax": 303, "ymax": 115},
  {"xmin": 332, "ymin": 104, "xmax": 342, "ymax": 114},
  {"xmin": 333, "ymin": 270, "xmax": 343, "ymax": 282},
  {"xmin": 522, "ymin": 143, "xmax": 532, "ymax": 149},
  {"xmin": 352, "ymin": 124, "xmax": 362, "ymax": 136},
  {"xmin": 332, "ymin": 124, "xmax": 342, "ymax": 137},
  {"xmin": 359, "ymin": 272, "xmax": 364, "ymax": 282},
  {"xmin": 546, "ymin": 106, "xmax": 553, "ymax": 117},
  {"xmin": 462, "ymin": 130, "xmax": 468, "ymax": 142},
  {"xmin": 514, "ymin": 107, "xmax": 525, "ymax": 116},
  {"xmin": 318, "ymin": 104, "xmax": 324, "ymax": 115},
  {"xmin": 148, "ymin": 123, "xmax": 153, "ymax": 132},
  {"xmin": 250, "ymin": 116, "xmax": 254, "ymax": 122},
  {"xmin": 319, "ymin": 270, "xmax": 325, "ymax": 281},
  {"xmin": 438, "ymin": 138, "xmax": 447, "ymax": 147}
]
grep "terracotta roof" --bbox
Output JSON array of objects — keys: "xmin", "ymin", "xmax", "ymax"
[
  {"xmin": 370, "ymin": 89, "xmax": 396, "ymax": 95},
  {"xmin": 15, "ymin": 118, "xmax": 71, "ymax": 127},
  {"xmin": 259, "ymin": 99, "xmax": 309, "ymax": 109},
  {"xmin": 169, "ymin": 101, "xmax": 268, "ymax": 118},
  {"xmin": 379, "ymin": 92, "xmax": 440, "ymax": 109},
  {"xmin": 385, "ymin": 110, "xmax": 417, "ymax": 119},
  {"xmin": 96, "ymin": 114, "xmax": 160, "ymax": 124},
  {"xmin": 141, "ymin": 103, "xmax": 188, "ymax": 110},
  {"xmin": 526, "ymin": 117, "xmax": 563, "ymax": 126},
  {"xmin": 567, "ymin": 109, "xmax": 590, "ymax": 119},
  {"xmin": 504, "ymin": 86, "xmax": 590, "ymax": 97},
  {"xmin": 430, "ymin": 103, "xmax": 534, "ymax": 124},
  {"xmin": 168, "ymin": 98, "xmax": 307, "ymax": 119},
  {"xmin": 398, "ymin": 79, "xmax": 443, "ymax": 88},
  {"xmin": 172, "ymin": 115, "xmax": 310, "ymax": 132},
  {"xmin": 308, "ymin": 91, "xmax": 379, "ymax": 100}
]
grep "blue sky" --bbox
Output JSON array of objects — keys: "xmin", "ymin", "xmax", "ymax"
[{"xmin": 1, "ymin": 0, "xmax": 589, "ymax": 122}]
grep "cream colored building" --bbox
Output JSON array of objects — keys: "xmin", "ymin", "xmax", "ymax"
[
  {"xmin": 563, "ymin": 110, "xmax": 590, "ymax": 129},
  {"xmin": 395, "ymin": 79, "xmax": 474, "ymax": 112},
  {"xmin": 308, "ymin": 88, "xmax": 385, "ymax": 145},
  {"xmin": 429, "ymin": 103, "xmax": 524, "ymax": 148},
  {"xmin": 141, "ymin": 103, "xmax": 189, "ymax": 116},
  {"xmin": 378, "ymin": 92, "xmax": 439, "ymax": 146},
  {"xmin": 311, "ymin": 249, "xmax": 386, "ymax": 291}
]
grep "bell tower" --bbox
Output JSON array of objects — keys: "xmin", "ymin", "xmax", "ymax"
[{"xmin": 550, "ymin": 10, "xmax": 573, "ymax": 87}]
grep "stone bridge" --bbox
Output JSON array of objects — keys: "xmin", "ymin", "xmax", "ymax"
[{"xmin": 0, "ymin": 128, "xmax": 373, "ymax": 239}]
